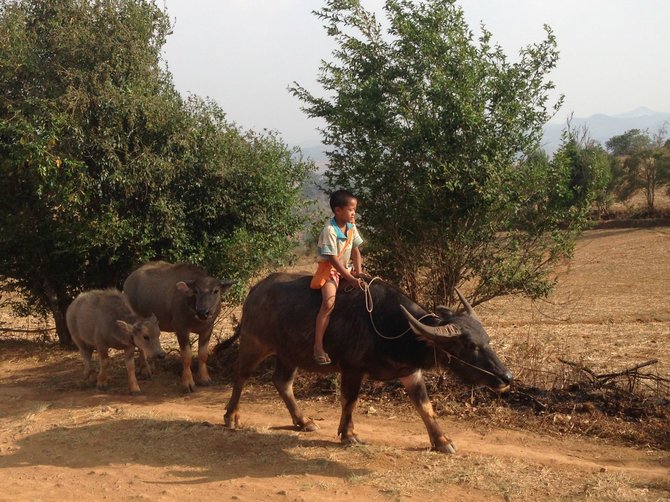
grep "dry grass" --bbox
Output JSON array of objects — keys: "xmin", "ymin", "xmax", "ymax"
[{"xmin": 289, "ymin": 440, "xmax": 668, "ymax": 501}]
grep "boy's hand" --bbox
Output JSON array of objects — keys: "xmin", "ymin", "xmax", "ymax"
[
  {"xmin": 353, "ymin": 271, "xmax": 371, "ymax": 281},
  {"xmin": 346, "ymin": 276, "xmax": 363, "ymax": 289}
]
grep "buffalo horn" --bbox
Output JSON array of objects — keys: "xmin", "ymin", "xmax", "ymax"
[
  {"xmin": 455, "ymin": 288, "xmax": 480, "ymax": 321},
  {"xmin": 399, "ymin": 305, "xmax": 461, "ymax": 341}
]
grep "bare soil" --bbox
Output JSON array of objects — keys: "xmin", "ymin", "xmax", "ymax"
[{"xmin": 1, "ymin": 227, "xmax": 669, "ymax": 501}]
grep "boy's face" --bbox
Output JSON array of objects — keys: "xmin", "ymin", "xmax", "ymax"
[{"xmin": 334, "ymin": 198, "xmax": 357, "ymax": 225}]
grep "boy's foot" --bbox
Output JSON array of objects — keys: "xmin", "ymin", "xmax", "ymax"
[{"xmin": 314, "ymin": 352, "xmax": 331, "ymax": 365}]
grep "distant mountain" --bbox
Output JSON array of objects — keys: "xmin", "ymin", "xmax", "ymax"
[{"xmin": 542, "ymin": 108, "xmax": 670, "ymax": 154}]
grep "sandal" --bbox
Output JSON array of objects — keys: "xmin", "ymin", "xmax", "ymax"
[{"xmin": 314, "ymin": 352, "xmax": 331, "ymax": 365}]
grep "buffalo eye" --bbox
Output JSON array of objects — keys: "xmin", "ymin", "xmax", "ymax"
[
  {"xmin": 143, "ymin": 336, "xmax": 150, "ymax": 341},
  {"xmin": 213, "ymin": 288, "xmax": 220, "ymax": 294}
]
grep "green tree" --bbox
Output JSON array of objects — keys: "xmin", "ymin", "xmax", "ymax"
[
  {"xmin": 292, "ymin": 0, "xmax": 594, "ymax": 306},
  {"xmin": 606, "ymin": 126, "xmax": 670, "ymax": 211},
  {"xmin": 605, "ymin": 129, "xmax": 649, "ymax": 157},
  {"xmin": 0, "ymin": 0, "xmax": 312, "ymax": 345},
  {"xmin": 554, "ymin": 125, "xmax": 613, "ymax": 218}
]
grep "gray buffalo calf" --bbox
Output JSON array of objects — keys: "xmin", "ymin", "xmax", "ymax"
[
  {"xmin": 123, "ymin": 261, "xmax": 234, "ymax": 392},
  {"xmin": 66, "ymin": 289, "xmax": 165, "ymax": 395}
]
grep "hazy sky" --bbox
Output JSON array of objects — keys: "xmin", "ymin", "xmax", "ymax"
[{"xmin": 162, "ymin": 0, "xmax": 670, "ymax": 148}]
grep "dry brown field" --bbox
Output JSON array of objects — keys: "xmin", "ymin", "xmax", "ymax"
[{"xmin": 0, "ymin": 226, "xmax": 669, "ymax": 501}]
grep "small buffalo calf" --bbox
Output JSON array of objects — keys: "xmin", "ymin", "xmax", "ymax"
[{"xmin": 66, "ymin": 289, "xmax": 166, "ymax": 395}]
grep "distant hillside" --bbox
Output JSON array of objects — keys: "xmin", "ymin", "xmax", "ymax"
[
  {"xmin": 542, "ymin": 107, "xmax": 670, "ymax": 154},
  {"xmin": 299, "ymin": 145, "xmax": 328, "ymax": 172}
]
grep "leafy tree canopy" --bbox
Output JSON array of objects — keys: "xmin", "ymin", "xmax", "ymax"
[
  {"xmin": 605, "ymin": 129, "xmax": 650, "ymax": 157},
  {"xmin": 292, "ymin": 0, "xmax": 599, "ymax": 306},
  {"xmin": 0, "ymin": 0, "xmax": 313, "ymax": 344}
]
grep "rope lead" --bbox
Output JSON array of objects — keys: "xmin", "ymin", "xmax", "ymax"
[{"xmin": 356, "ymin": 277, "xmax": 437, "ymax": 340}]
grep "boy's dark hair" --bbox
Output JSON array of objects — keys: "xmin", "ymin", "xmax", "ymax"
[{"xmin": 329, "ymin": 189, "xmax": 356, "ymax": 212}]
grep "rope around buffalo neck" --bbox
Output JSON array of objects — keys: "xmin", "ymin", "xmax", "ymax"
[
  {"xmin": 354, "ymin": 277, "xmax": 438, "ymax": 340},
  {"xmin": 435, "ymin": 346, "xmax": 504, "ymax": 379}
]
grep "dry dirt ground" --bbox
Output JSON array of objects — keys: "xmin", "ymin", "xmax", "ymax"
[{"xmin": 1, "ymin": 227, "xmax": 669, "ymax": 501}]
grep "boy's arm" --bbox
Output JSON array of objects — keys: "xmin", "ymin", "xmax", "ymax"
[
  {"xmin": 327, "ymin": 255, "xmax": 361, "ymax": 287},
  {"xmin": 351, "ymin": 247, "xmax": 362, "ymax": 276}
]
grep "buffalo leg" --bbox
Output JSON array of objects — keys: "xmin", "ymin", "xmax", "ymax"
[
  {"xmin": 224, "ymin": 344, "xmax": 269, "ymax": 428},
  {"xmin": 96, "ymin": 348, "xmax": 110, "ymax": 392},
  {"xmin": 79, "ymin": 346, "xmax": 96, "ymax": 384},
  {"xmin": 196, "ymin": 330, "xmax": 213, "ymax": 386},
  {"xmin": 400, "ymin": 370, "xmax": 456, "ymax": 453},
  {"xmin": 176, "ymin": 332, "xmax": 196, "ymax": 393},
  {"xmin": 137, "ymin": 349, "xmax": 152, "ymax": 380},
  {"xmin": 273, "ymin": 360, "xmax": 318, "ymax": 431},
  {"xmin": 338, "ymin": 370, "xmax": 365, "ymax": 445},
  {"xmin": 125, "ymin": 346, "xmax": 142, "ymax": 396}
]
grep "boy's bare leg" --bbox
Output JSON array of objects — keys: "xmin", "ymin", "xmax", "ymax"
[{"xmin": 314, "ymin": 279, "xmax": 337, "ymax": 360}]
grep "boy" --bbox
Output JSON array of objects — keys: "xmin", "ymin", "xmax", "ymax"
[{"xmin": 310, "ymin": 190, "xmax": 364, "ymax": 365}]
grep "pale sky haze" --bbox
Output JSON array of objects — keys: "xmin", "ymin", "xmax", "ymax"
[{"xmin": 162, "ymin": 0, "xmax": 670, "ymax": 149}]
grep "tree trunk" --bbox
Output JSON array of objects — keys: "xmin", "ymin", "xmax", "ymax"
[
  {"xmin": 645, "ymin": 159, "xmax": 656, "ymax": 211},
  {"xmin": 42, "ymin": 279, "xmax": 74, "ymax": 347},
  {"xmin": 52, "ymin": 303, "xmax": 72, "ymax": 347}
]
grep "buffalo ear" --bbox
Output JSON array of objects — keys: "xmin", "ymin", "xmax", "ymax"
[
  {"xmin": 176, "ymin": 281, "xmax": 195, "ymax": 296},
  {"xmin": 116, "ymin": 320, "xmax": 132, "ymax": 335},
  {"xmin": 219, "ymin": 279, "xmax": 235, "ymax": 294},
  {"xmin": 140, "ymin": 314, "xmax": 158, "ymax": 330},
  {"xmin": 435, "ymin": 305, "xmax": 453, "ymax": 319}
]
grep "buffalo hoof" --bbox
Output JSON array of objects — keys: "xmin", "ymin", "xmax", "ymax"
[
  {"xmin": 223, "ymin": 413, "xmax": 239, "ymax": 429},
  {"xmin": 433, "ymin": 442, "xmax": 457, "ymax": 454},
  {"xmin": 130, "ymin": 389, "xmax": 142, "ymax": 396},
  {"xmin": 137, "ymin": 372, "xmax": 152, "ymax": 381},
  {"xmin": 341, "ymin": 434, "xmax": 366, "ymax": 446},
  {"xmin": 181, "ymin": 381, "xmax": 196, "ymax": 394},
  {"xmin": 96, "ymin": 384, "xmax": 108, "ymax": 392},
  {"xmin": 300, "ymin": 420, "xmax": 319, "ymax": 432},
  {"xmin": 197, "ymin": 377, "xmax": 212, "ymax": 387}
]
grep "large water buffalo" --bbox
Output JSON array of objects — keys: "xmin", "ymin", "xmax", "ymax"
[
  {"xmin": 66, "ymin": 289, "xmax": 165, "ymax": 395},
  {"xmin": 224, "ymin": 273, "xmax": 513, "ymax": 453},
  {"xmin": 123, "ymin": 261, "xmax": 234, "ymax": 392}
]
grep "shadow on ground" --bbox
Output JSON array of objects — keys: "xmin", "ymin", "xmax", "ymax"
[{"xmin": 0, "ymin": 418, "xmax": 369, "ymax": 484}]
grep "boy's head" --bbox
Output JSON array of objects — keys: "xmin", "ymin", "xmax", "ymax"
[
  {"xmin": 329, "ymin": 190, "xmax": 356, "ymax": 212},
  {"xmin": 329, "ymin": 189, "xmax": 357, "ymax": 224}
]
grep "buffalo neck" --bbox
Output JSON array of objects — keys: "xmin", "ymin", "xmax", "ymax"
[{"xmin": 363, "ymin": 283, "xmax": 448, "ymax": 371}]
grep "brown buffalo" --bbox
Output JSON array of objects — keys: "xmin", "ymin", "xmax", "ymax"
[
  {"xmin": 224, "ymin": 273, "xmax": 512, "ymax": 453},
  {"xmin": 123, "ymin": 261, "xmax": 234, "ymax": 392},
  {"xmin": 66, "ymin": 289, "xmax": 165, "ymax": 395}
]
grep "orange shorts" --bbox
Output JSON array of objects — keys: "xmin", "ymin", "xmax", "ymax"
[{"xmin": 311, "ymin": 261, "xmax": 342, "ymax": 289}]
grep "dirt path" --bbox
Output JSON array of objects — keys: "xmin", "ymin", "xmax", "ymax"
[{"xmin": 0, "ymin": 343, "xmax": 668, "ymax": 502}]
